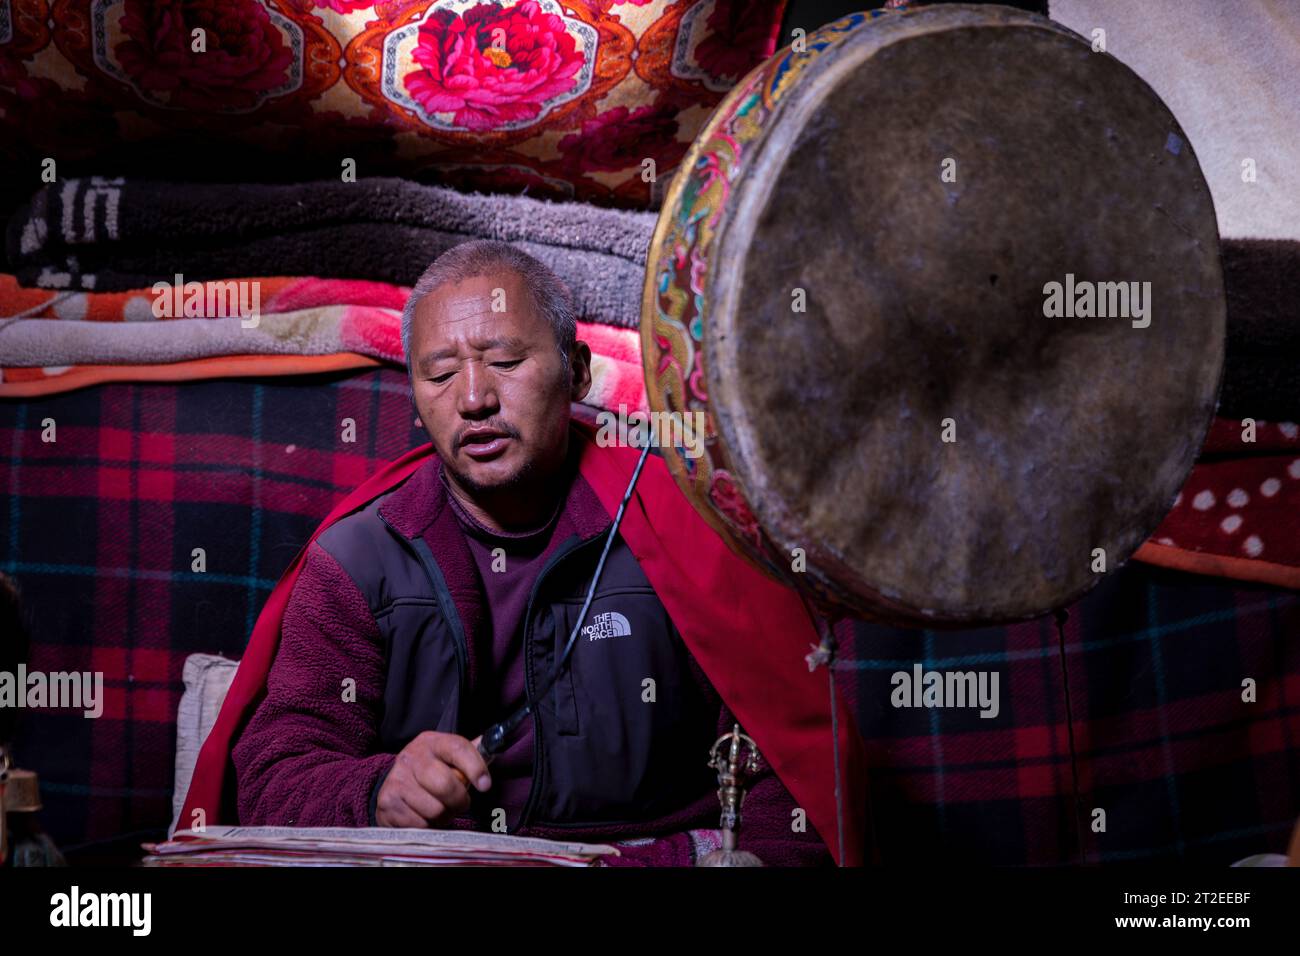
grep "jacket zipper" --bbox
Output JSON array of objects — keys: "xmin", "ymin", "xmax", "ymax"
[
  {"xmin": 378, "ymin": 514, "xmax": 470, "ymax": 727},
  {"xmin": 514, "ymin": 531, "xmax": 609, "ymax": 833},
  {"xmin": 380, "ymin": 512, "xmax": 611, "ymax": 834}
]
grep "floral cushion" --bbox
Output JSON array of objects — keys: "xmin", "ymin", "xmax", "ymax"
[{"xmin": 0, "ymin": 0, "xmax": 789, "ymax": 207}]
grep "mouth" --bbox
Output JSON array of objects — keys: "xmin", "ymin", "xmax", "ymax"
[{"xmin": 458, "ymin": 427, "xmax": 513, "ymax": 461}]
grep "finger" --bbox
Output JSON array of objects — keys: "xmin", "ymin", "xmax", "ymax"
[
  {"xmin": 412, "ymin": 760, "xmax": 472, "ymax": 814},
  {"xmin": 406, "ymin": 736, "xmax": 470, "ymax": 795},
  {"xmin": 392, "ymin": 752, "xmax": 453, "ymax": 819},
  {"xmin": 397, "ymin": 784, "xmax": 448, "ymax": 825},
  {"xmin": 431, "ymin": 734, "xmax": 492, "ymax": 792},
  {"xmin": 453, "ymin": 735, "xmax": 487, "ymax": 792},
  {"xmin": 381, "ymin": 800, "xmax": 428, "ymax": 829},
  {"xmin": 377, "ymin": 785, "xmax": 433, "ymax": 829}
]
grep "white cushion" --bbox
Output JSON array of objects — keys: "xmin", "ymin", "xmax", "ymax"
[{"xmin": 169, "ymin": 653, "xmax": 239, "ymax": 837}]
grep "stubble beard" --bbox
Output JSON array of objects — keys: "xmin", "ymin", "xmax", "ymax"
[{"xmin": 446, "ymin": 451, "xmax": 538, "ymax": 500}]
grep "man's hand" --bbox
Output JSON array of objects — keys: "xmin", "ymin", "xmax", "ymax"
[{"xmin": 375, "ymin": 732, "xmax": 491, "ymax": 828}]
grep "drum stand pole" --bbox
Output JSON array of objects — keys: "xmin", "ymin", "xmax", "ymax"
[
  {"xmin": 803, "ymin": 613, "xmax": 846, "ymax": 867},
  {"xmin": 1054, "ymin": 608, "xmax": 1088, "ymax": 865},
  {"xmin": 796, "ymin": 588, "xmax": 880, "ymax": 866},
  {"xmin": 797, "ymin": 597, "xmax": 1083, "ymax": 866},
  {"xmin": 764, "ymin": 515, "xmax": 876, "ymax": 865}
]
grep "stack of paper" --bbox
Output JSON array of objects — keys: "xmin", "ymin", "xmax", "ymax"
[{"xmin": 142, "ymin": 826, "xmax": 619, "ymax": 867}]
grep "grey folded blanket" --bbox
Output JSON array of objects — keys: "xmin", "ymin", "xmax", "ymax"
[{"xmin": 4, "ymin": 177, "xmax": 659, "ymax": 329}]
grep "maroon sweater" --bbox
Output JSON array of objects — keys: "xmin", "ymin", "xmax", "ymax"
[
  {"xmin": 231, "ymin": 457, "xmax": 831, "ymax": 867},
  {"xmin": 443, "ymin": 474, "xmax": 566, "ymax": 823}
]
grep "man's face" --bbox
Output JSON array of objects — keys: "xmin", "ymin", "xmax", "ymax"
[{"xmin": 409, "ymin": 270, "xmax": 590, "ymax": 496}]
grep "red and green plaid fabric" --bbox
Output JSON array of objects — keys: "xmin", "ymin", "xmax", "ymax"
[
  {"xmin": 3, "ymin": 367, "xmax": 1298, "ymax": 863},
  {"xmin": 844, "ymin": 577, "xmax": 1300, "ymax": 864}
]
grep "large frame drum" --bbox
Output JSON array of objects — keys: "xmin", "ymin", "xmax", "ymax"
[{"xmin": 641, "ymin": 5, "xmax": 1225, "ymax": 626}]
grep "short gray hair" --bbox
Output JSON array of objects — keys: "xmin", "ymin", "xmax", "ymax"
[{"xmin": 402, "ymin": 240, "xmax": 577, "ymax": 379}]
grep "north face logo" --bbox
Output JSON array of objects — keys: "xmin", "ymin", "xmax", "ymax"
[{"xmin": 583, "ymin": 611, "xmax": 632, "ymax": 641}]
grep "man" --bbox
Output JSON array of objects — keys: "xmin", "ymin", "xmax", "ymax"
[{"xmin": 225, "ymin": 241, "xmax": 858, "ymax": 865}]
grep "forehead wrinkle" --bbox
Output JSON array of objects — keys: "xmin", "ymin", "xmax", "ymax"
[
  {"xmin": 437, "ymin": 296, "xmax": 497, "ymax": 323},
  {"xmin": 412, "ymin": 275, "xmax": 551, "ymax": 373}
]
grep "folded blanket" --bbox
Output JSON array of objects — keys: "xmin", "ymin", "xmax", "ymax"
[
  {"xmin": 5, "ymin": 177, "xmax": 658, "ymax": 329},
  {"xmin": 0, "ymin": 274, "xmax": 647, "ymax": 412},
  {"xmin": 1135, "ymin": 418, "xmax": 1300, "ymax": 589}
]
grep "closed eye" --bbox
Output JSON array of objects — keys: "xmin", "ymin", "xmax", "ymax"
[
  {"xmin": 429, "ymin": 372, "xmax": 454, "ymax": 384},
  {"xmin": 491, "ymin": 360, "xmax": 523, "ymax": 369}
]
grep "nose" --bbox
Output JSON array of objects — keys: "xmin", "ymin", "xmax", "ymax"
[{"xmin": 455, "ymin": 360, "xmax": 500, "ymax": 419}]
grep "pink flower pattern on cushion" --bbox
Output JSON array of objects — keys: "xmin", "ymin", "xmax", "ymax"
[
  {"xmin": 114, "ymin": 0, "xmax": 295, "ymax": 111},
  {"xmin": 557, "ymin": 102, "xmax": 688, "ymax": 174},
  {"xmin": 404, "ymin": 0, "xmax": 585, "ymax": 131},
  {"xmin": 311, "ymin": 1, "xmax": 377, "ymax": 12},
  {"xmin": 0, "ymin": 65, "xmax": 119, "ymax": 157},
  {"xmin": 17, "ymin": 1, "xmax": 789, "ymax": 209}
]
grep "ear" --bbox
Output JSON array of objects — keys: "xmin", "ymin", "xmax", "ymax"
[
  {"xmin": 569, "ymin": 341, "xmax": 593, "ymax": 404},
  {"xmin": 407, "ymin": 383, "xmax": 422, "ymax": 427}
]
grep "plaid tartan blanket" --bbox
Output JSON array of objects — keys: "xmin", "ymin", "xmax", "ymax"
[{"xmin": 1, "ymin": 366, "xmax": 1297, "ymax": 863}]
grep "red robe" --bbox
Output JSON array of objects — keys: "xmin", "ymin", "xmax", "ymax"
[{"xmin": 179, "ymin": 426, "xmax": 868, "ymax": 865}]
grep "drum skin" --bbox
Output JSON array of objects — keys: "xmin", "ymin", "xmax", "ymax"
[{"xmin": 640, "ymin": 5, "xmax": 1225, "ymax": 626}]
